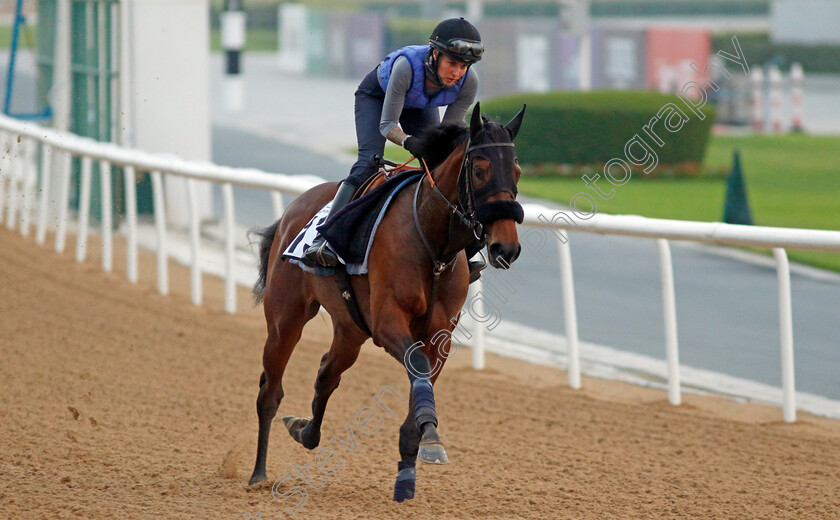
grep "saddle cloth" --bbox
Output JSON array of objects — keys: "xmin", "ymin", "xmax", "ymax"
[{"xmin": 282, "ymin": 171, "xmax": 422, "ymax": 276}]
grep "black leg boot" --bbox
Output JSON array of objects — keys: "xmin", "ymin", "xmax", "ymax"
[{"xmin": 300, "ymin": 182, "xmax": 357, "ymax": 267}]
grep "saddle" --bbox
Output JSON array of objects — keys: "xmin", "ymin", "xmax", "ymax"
[
  {"xmin": 318, "ymin": 168, "xmax": 422, "ymax": 267},
  {"xmin": 316, "ymin": 163, "xmax": 423, "ymax": 337},
  {"xmin": 353, "ymin": 156, "xmax": 419, "ymax": 200}
]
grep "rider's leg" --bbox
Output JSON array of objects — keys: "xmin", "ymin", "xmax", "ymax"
[
  {"xmin": 299, "ymin": 181, "xmax": 357, "ymax": 267},
  {"xmin": 302, "ymin": 85, "xmax": 386, "ymax": 267},
  {"xmin": 465, "ymin": 237, "xmax": 487, "ymax": 283}
]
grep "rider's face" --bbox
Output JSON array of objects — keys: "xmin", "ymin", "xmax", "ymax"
[{"xmin": 434, "ymin": 51, "xmax": 469, "ymax": 86}]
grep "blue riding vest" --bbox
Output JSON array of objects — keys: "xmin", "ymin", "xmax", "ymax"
[{"xmin": 377, "ymin": 45, "xmax": 468, "ymax": 109}]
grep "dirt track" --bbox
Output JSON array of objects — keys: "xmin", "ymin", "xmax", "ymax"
[{"xmin": 2, "ymin": 227, "xmax": 840, "ymax": 520}]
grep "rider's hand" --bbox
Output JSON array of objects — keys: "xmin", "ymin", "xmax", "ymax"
[{"xmin": 403, "ymin": 136, "xmax": 424, "ymax": 158}]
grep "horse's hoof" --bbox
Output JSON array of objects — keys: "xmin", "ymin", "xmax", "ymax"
[
  {"xmin": 281, "ymin": 415, "xmax": 300, "ymax": 429},
  {"xmin": 283, "ymin": 416, "xmax": 316, "ymax": 447},
  {"xmin": 282, "ymin": 415, "xmax": 310, "ymax": 432},
  {"xmin": 417, "ymin": 441, "xmax": 449, "ymax": 464},
  {"xmin": 249, "ymin": 472, "xmax": 267, "ymax": 486}
]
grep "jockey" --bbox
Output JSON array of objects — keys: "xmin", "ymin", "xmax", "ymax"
[{"xmin": 302, "ymin": 17, "xmax": 487, "ymax": 280}]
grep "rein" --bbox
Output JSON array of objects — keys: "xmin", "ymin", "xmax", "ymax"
[
  {"xmin": 411, "ymin": 140, "xmax": 516, "ymax": 269},
  {"xmin": 411, "ymin": 140, "xmax": 517, "ymax": 340}
]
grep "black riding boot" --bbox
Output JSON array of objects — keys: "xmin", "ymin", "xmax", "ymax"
[
  {"xmin": 468, "ymin": 256, "xmax": 487, "ymax": 283},
  {"xmin": 300, "ymin": 182, "xmax": 357, "ymax": 267},
  {"xmin": 466, "ymin": 238, "xmax": 487, "ymax": 283}
]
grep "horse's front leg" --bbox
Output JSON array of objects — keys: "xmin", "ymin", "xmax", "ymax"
[
  {"xmin": 372, "ymin": 313, "xmax": 448, "ymax": 501},
  {"xmin": 392, "ymin": 347, "xmax": 449, "ymax": 502},
  {"xmin": 393, "ymin": 397, "xmax": 420, "ymax": 502},
  {"xmin": 404, "ymin": 345, "xmax": 449, "ymax": 465}
]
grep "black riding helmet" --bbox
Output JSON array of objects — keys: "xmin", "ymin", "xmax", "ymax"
[
  {"xmin": 425, "ymin": 17, "xmax": 483, "ymax": 88},
  {"xmin": 429, "ymin": 17, "xmax": 484, "ymax": 64}
]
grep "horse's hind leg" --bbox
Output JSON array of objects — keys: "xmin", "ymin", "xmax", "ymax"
[
  {"xmin": 285, "ymin": 322, "xmax": 366, "ymax": 450},
  {"xmin": 249, "ymin": 299, "xmax": 319, "ymax": 485}
]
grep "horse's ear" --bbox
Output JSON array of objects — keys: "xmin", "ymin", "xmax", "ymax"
[
  {"xmin": 470, "ymin": 102, "xmax": 482, "ymax": 138},
  {"xmin": 505, "ymin": 104, "xmax": 527, "ymax": 140}
]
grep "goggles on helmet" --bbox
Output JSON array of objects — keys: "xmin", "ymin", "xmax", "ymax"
[{"xmin": 443, "ymin": 39, "xmax": 485, "ymax": 58}]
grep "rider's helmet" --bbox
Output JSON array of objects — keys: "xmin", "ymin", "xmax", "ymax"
[{"xmin": 428, "ymin": 17, "xmax": 484, "ymax": 65}]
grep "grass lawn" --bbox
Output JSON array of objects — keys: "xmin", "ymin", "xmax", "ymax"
[
  {"xmin": 0, "ymin": 24, "xmax": 37, "ymax": 50},
  {"xmin": 517, "ymin": 133, "xmax": 840, "ymax": 271},
  {"xmin": 210, "ymin": 28, "xmax": 277, "ymax": 52},
  {"xmin": 380, "ymin": 134, "xmax": 840, "ymax": 271},
  {"xmin": 1, "ymin": 25, "xmax": 274, "ymax": 52}
]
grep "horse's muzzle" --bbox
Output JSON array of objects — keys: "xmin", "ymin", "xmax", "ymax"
[{"xmin": 488, "ymin": 242, "xmax": 521, "ymax": 269}]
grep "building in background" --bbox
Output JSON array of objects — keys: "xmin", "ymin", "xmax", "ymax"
[
  {"xmin": 35, "ymin": 0, "xmax": 213, "ymax": 226},
  {"xmin": 771, "ymin": 0, "xmax": 840, "ymax": 45},
  {"xmin": 276, "ymin": 2, "xmax": 734, "ymax": 99}
]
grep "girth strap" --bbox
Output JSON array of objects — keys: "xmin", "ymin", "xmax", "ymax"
[{"xmin": 334, "ymin": 264, "xmax": 372, "ymax": 336}]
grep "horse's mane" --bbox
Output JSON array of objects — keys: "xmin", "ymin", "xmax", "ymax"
[{"xmin": 412, "ymin": 122, "xmax": 469, "ymax": 171}]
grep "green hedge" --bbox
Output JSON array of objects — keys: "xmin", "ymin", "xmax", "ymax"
[
  {"xmin": 482, "ymin": 91, "xmax": 716, "ymax": 170},
  {"xmin": 712, "ymin": 33, "xmax": 840, "ymax": 74}
]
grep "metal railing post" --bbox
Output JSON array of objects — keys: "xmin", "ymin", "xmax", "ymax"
[
  {"xmin": 151, "ymin": 170, "xmax": 168, "ymax": 295},
  {"xmin": 271, "ymin": 191, "xmax": 284, "ymax": 220},
  {"xmin": 186, "ymin": 179, "xmax": 202, "ymax": 306},
  {"xmin": 558, "ymin": 238, "xmax": 581, "ymax": 389},
  {"xmin": 471, "ymin": 279, "xmax": 486, "ymax": 370},
  {"xmin": 20, "ymin": 138, "xmax": 37, "ymax": 236},
  {"xmin": 124, "ymin": 165, "xmax": 138, "ymax": 283},
  {"xmin": 4, "ymin": 132, "xmax": 19, "ymax": 229},
  {"xmin": 773, "ymin": 248, "xmax": 796, "ymax": 423},
  {"xmin": 100, "ymin": 161, "xmax": 113, "ymax": 272},
  {"xmin": 54, "ymin": 151, "xmax": 72, "ymax": 253},
  {"xmin": 657, "ymin": 239, "xmax": 681, "ymax": 405},
  {"xmin": 36, "ymin": 145, "xmax": 52, "ymax": 244},
  {"xmin": 222, "ymin": 182, "xmax": 236, "ymax": 313},
  {"xmin": 75, "ymin": 156, "xmax": 93, "ymax": 262}
]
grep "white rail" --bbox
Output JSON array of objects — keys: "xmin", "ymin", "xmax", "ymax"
[
  {"xmin": 522, "ymin": 205, "xmax": 840, "ymax": 423},
  {"xmin": 0, "ymin": 114, "xmax": 317, "ymax": 316},
  {"xmin": 3, "ymin": 114, "xmax": 840, "ymax": 422}
]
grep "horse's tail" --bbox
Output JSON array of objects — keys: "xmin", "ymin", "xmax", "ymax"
[{"xmin": 248, "ymin": 220, "xmax": 280, "ymax": 304}]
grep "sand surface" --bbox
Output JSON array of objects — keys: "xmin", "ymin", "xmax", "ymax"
[{"xmin": 2, "ymin": 227, "xmax": 840, "ymax": 520}]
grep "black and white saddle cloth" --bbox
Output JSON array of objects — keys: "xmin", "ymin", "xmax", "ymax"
[{"xmin": 282, "ymin": 171, "xmax": 423, "ymax": 275}]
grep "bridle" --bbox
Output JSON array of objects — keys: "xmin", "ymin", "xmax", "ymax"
[
  {"xmin": 410, "ymin": 130, "xmax": 525, "ymax": 341},
  {"xmin": 412, "ymin": 135, "xmax": 522, "ymax": 274}
]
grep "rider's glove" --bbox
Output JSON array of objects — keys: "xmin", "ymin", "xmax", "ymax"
[{"xmin": 403, "ymin": 136, "xmax": 424, "ymax": 159}]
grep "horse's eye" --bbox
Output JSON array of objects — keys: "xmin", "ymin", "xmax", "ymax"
[{"xmin": 474, "ymin": 167, "xmax": 484, "ymax": 177}]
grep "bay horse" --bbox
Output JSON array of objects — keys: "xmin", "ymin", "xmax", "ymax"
[{"xmin": 248, "ymin": 103, "xmax": 526, "ymax": 502}]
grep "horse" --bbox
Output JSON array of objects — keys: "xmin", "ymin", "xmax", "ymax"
[{"xmin": 248, "ymin": 102, "xmax": 526, "ymax": 502}]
